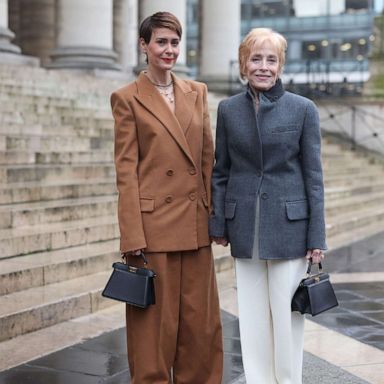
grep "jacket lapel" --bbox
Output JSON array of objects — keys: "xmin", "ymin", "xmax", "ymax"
[
  {"xmin": 173, "ymin": 74, "xmax": 197, "ymax": 135},
  {"xmin": 134, "ymin": 72, "xmax": 195, "ymax": 165}
]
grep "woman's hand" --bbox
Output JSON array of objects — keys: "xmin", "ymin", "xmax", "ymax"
[
  {"xmin": 306, "ymin": 249, "xmax": 324, "ymax": 264},
  {"xmin": 211, "ymin": 237, "xmax": 229, "ymax": 246},
  {"xmin": 122, "ymin": 249, "xmax": 143, "ymax": 258}
]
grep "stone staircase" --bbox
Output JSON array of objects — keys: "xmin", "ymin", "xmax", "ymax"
[
  {"xmin": 0, "ymin": 64, "xmax": 124, "ymax": 347},
  {"xmin": 1, "ymin": 64, "xmax": 384, "ymax": 368}
]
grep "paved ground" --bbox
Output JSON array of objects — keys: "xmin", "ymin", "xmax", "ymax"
[
  {"xmin": 1, "ymin": 232, "xmax": 384, "ymax": 383},
  {"xmin": 0, "ymin": 313, "xmax": 370, "ymax": 384}
]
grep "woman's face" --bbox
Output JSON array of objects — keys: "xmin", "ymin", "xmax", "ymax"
[
  {"xmin": 140, "ymin": 28, "xmax": 180, "ymax": 72},
  {"xmin": 244, "ymin": 40, "xmax": 280, "ymax": 91}
]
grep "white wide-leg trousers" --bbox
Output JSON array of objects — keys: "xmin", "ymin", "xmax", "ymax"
[{"xmin": 235, "ymin": 256, "xmax": 307, "ymax": 384}]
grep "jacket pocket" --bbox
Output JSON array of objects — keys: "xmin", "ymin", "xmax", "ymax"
[
  {"xmin": 286, "ymin": 199, "xmax": 309, "ymax": 220},
  {"xmin": 271, "ymin": 124, "xmax": 299, "ymax": 133},
  {"xmin": 140, "ymin": 198, "xmax": 155, "ymax": 212},
  {"xmin": 224, "ymin": 201, "xmax": 236, "ymax": 219}
]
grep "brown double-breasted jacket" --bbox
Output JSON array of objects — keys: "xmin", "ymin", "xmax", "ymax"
[{"xmin": 111, "ymin": 72, "xmax": 214, "ymax": 253}]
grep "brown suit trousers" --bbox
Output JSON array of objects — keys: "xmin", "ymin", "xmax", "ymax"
[{"xmin": 125, "ymin": 246, "xmax": 223, "ymax": 384}]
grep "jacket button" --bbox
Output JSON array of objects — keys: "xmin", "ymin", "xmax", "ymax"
[
  {"xmin": 165, "ymin": 195, "xmax": 173, "ymax": 203},
  {"xmin": 189, "ymin": 168, "xmax": 196, "ymax": 175},
  {"xmin": 261, "ymin": 192, "xmax": 268, "ymax": 200},
  {"xmin": 256, "ymin": 170, "xmax": 262, "ymax": 177},
  {"xmin": 189, "ymin": 192, "xmax": 196, "ymax": 201},
  {"xmin": 166, "ymin": 169, "xmax": 174, "ymax": 176}
]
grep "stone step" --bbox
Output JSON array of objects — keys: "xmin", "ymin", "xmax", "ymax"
[
  {"xmin": 0, "ymin": 76, "xmax": 116, "ymax": 97},
  {"xmin": 0, "ymin": 215, "xmax": 118, "ymax": 258},
  {"xmin": 0, "ymin": 123, "xmax": 43, "ymax": 136},
  {"xmin": 0, "ymin": 66, "xmax": 120, "ymax": 94},
  {"xmin": 325, "ymin": 181, "xmax": 384, "ymax": 201},
  {"xmin": 0, "ymin": 109, "xmax": 112, "ymax": 128},
  {"xmin": 323, "ymin": 164, "xmax": 383, "ymax": 176},
  {"xmin": 0, "ymin": 101, "xmax": 111, "ymax": 121},
  {"xmin": 0, "ymin": 151, "xmax": 36, "ymax": 165},
  {"xmin": 4, "ymin": 135, "xmax": 113, "ymax": 152},
  {"xmin": 0, "ymin": 87, "xmax": 110, "ymax": 104},
  {"xmin": 0, "ymin": 123, "xmax": 113, "ymax": 139},
  {"xmin": 0, "ymin": 270, "xmax": 115, "ymax": 342},
  {"xmin": 322, "ymin": 157, "xmax": 371, "ymax": 169},
  {"xmin": 323, "ymin": 158, "xmax": 382, "ymax": 172},
  {"xmin": 34, "ymin": 150, "xmax": 114, "ymax": 164},
  {"xmin": 321, "ymin": 145, "xmax": 354, "ymax": 155},
  {"xmin": 327, "ymin": 219, "xmax": 384, "ymax": 250},
  {"xmin": 0, "ymin": 150, "xmax": 114, "ymax": 166},
  {"xmin": 326, "ymin": 205, "xmax": 384, "ymax": 237},
  {"xmin": 0, "ymin": 240, "xmax": 119, "ymax": 295},
  {"xmin": 325, "ymin": 190, "xmax": 384, "ymax": 216},
  {"xmin": 0, "ymin": 178, "xmax": 116, "ymax": 204},
  {"xmin": 0, "ymin": 163, "xmax": 115, "ymax": 183},
  {"xmin": 0, "ymin": 195, "xmax": 117, "ymax": 229},
  {"xmin": 324, "ymin": 172, "xmax": 382, "ymax": 188}
]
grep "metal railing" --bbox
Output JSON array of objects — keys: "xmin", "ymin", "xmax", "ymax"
[{"xmin": 320, "ymin": 101, "xmax": 384, "ymax": 157}]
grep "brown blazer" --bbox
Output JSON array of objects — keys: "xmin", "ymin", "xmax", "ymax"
[{"xmin": 111, "ymin": 72, "xmax": 214, "ymax": 253}]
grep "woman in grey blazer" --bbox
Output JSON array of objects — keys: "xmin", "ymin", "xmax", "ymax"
[{"xmin": 210, "ymin": 28, "xmax": 327, "ymax": 384}]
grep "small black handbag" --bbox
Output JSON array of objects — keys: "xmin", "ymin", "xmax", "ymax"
[
  {"xmin": 291, "ymin": 261, "xmax": 338, "ymax": 316},
  {"xmin": 102, "ymin": 251, "xmax": 156, "ymax": 309}
]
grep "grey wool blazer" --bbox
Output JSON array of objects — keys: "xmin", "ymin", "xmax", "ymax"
[{"xmin": 209, "ymin": 79, "xmax": 327, "ymax": 260}]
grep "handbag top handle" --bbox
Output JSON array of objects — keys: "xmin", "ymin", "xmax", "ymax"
[
  {"xmin": 306, "ymin": 261, "xmax": 323, "ymax": 276},
  {"xmin": 122, "ymin": 251, "xmax": 149, "ymax": 267}
]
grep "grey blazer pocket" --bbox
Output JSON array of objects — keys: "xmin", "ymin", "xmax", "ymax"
[
  {"xmin": 271, "ymin": 124, "xmax": 299, "ymax": 133},
  {"xmin": 286, "ymin": 200, "xmax": 309, "ymax": 220},
  {"xmin": 224, "ymin": 201, "xmax": 236, "ymax": 219},
  {"xmin": 140, "ymin": 198, "xmax": 155, "ymax": 212}
]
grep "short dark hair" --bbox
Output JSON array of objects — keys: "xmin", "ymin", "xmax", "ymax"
[{"xmin": 139, "ymin": 12, "xmax": 182, "ymax": 44}]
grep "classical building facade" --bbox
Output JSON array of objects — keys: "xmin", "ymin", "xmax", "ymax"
[{"xmin": 0, "ymin": 0, "xmax": 241, "ymax": 89}]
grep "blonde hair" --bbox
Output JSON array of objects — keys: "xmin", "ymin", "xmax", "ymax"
[{"xmin": 239, "ymin": 28, "xmax": 287, "ymax": 81}]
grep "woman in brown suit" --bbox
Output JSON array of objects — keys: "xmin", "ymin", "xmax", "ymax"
[{"xmin": 110, "ymin": 12, "xmax": 223, "ymax": 384}]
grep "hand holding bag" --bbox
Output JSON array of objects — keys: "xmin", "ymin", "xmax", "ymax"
[
  {"xmin": 291, "ymin": 261, "xmax": 338, "ymax": 316},
  {"xmin": 102, "ymin": 251, "xmax": 156, "ymax": 309}
]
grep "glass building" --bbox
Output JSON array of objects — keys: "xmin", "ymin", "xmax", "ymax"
[{"xmin": 187, "ymin": 0, "xmax": 377, "ymax": 95}]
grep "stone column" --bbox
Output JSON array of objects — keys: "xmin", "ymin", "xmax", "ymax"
[
  {"xmin": 199, "ymin": 0, "xmax": 241, "ymax": 92},
  {"xmin": 0, "ymin": 0, "xmax": 21, "ymax": 54},
  {"xmin": 49, "ymin": 0, "xmax": 120, "ymax": 70},
  {"xmin": 138, "ymin": 0, "xmax": 188, "ymax": 74},
  {"xmin": 0, "ymin": 0, "xmax": 38, "ymax": 65},
  {"xmin": 114, "ymin": 0, "xmax": 138, "ymax": 72},
  {"xmin": 14, "ymin": 0, "xmax": 56, "ymax": 66}
]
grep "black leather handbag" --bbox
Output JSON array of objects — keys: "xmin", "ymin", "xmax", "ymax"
[
  {"xmin": 102, "ymin": 251, "xmax": 156, "ymax": 309},
  {"xmin": 291, "ymin": 261, "xmax": 338, "ymax": 316}
]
